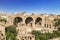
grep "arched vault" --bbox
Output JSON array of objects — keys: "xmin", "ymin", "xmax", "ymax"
[
  {"xmin": 25, "ymin": 17, "xmax": 33, "ymax": 24},
  {"xmin": 35, "ymin": 17, "xmax": 42, "ymax": 24},
  {"xmin": 13, "ymin": 17, "xmax": 23, "ymax": 25}
]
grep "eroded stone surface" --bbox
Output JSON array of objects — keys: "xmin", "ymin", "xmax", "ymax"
[{"xmin": 0, "ymin": 13, "xmax": 59, "ymax": 40}]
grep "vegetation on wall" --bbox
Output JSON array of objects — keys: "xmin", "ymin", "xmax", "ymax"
[
  {"xmin": 5, "ymin": 25, "xmax": 17, "ymax": 40},
  {"xmin": 54, "ymin": 18, "xmax": 60, "ymax": 30},
  {"xmin": 31, "ymin": 30, "xmax": 60, "ymax": 40},
  {"xmin": 4, "ymin": 17, "xmax": 60, "ymax": 40},
  {"xmin": 0, "ymin": 18, "xmax": 7, "ymax": 24},
  {"xmin": 31, "ymin": 18, "xmax": 60, "ymax": 40}
]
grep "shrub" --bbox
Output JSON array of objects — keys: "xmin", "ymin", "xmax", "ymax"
[
  {"xmin": 31, "ymin": 30, "xmax": 60, "ymax": 40},
  {"xmin": 5, "ymin": 25, "xmax": 17, "ymax": 40}
]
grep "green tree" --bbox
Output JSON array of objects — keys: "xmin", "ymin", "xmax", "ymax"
[
  {"xmin": 31, "ymin": 30, "xmax": 60, "ymax": 40},
  {"xmin": 54, "ymin": 18, "xmax": 60, "ymax": 30},
  {"xmin": 5, "ymin": 25, "xmax": 17, "ymax": 40}
]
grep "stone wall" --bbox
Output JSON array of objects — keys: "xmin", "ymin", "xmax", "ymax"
[{"xmin": 0, "ymin": 13, "xmax": 59, "ymax": 40}]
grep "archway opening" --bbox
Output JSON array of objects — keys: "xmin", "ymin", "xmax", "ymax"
[
  {"xmin": 13, "ymin": 17, "xmax": 23, "ymax": 26},
  {"xmin": 25, "ymin": 17, "xmax": 33, "ymax": 24},
  {"xmin": 35, "ymin": 17, "xmax": 42, "ymax": 25}
]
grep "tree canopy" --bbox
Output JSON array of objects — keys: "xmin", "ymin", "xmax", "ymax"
[
  {"xmin": 31, "ymin": 30, "xmax": 60, "ymax": 40},
  {"xmin": 5, "ymin": 25, "xmax": 17, "ymax": 40},
  {"xmin": 54, "ymin": 18, "xmax": 60, "ymax": 30}
]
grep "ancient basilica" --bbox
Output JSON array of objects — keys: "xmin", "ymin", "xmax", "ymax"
[{"xmin": 0, "ymin": 12, "xmax": 60, "ymax": 40}]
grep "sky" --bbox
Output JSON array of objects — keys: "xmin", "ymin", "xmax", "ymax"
[{"xmin": 0, "ymin": 0, "xmax": 60, "ymax": 14}]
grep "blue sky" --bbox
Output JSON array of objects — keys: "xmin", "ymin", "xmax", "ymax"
[{"xmin": 0, "ymin": 0, "xmax": 60, "ymax": 14}]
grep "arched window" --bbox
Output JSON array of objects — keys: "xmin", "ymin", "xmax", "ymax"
[
  {"xmin": 25, "ymin": 17, "xmax": 33, "ymax": 24},
  {"xmin": 35, "ymin": 17, "xmax": 42, "ymax": 25}
]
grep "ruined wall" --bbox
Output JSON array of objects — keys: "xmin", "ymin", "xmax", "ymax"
[{"xmin": 0, "ymin": 13, "xmax": 59, "ymax": 40}]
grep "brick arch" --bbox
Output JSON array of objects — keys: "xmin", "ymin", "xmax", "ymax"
[
  {"xmin": 35, "ymin": 17, "xmax": 42, "ymax": 24},
  {"xmin": 13, "ymin": 17, "xmax": 23, "ymax": 25},
  {"xmin": 25, "ymin": 17, "xmax": 33, "ymax": 24}
]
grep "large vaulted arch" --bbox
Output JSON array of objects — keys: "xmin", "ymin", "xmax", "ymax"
[
  {"xmin": 13, "ymin": 17, "xmax": 23, "ymax": 25},
  {"xmin": 35, "ymin": 17, "xmax": 42, "ymax": 25},
  {"xmin": 25, "ymin": 17, "xmax": 33, "ymax": 24}
]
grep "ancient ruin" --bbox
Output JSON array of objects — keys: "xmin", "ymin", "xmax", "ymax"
[{"xmin": 0, "ymin": 12, "xmax": 60, "ymax": 40}]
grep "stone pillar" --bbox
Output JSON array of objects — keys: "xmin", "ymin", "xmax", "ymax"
[{"xmin": 32, "ymin": 19, "xmax": 35, "ymax": 29}]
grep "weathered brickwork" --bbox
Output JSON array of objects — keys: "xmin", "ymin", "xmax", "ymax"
[{"xmin": 0, "ymin": 13, "xmax": 59, "ymax": 40}]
